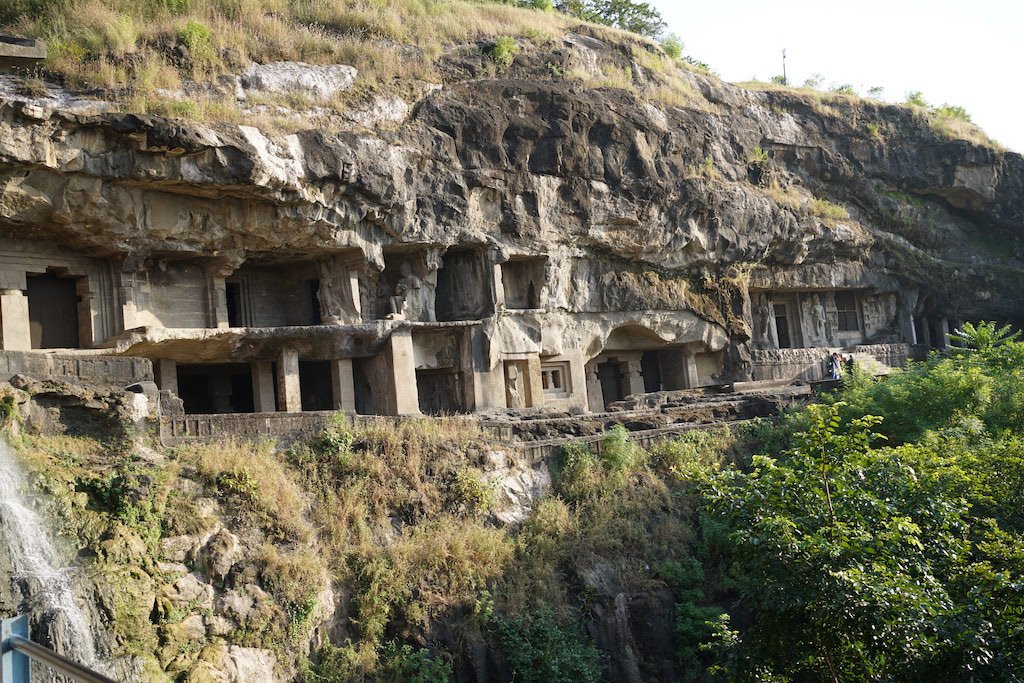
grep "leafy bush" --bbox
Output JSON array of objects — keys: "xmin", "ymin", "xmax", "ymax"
[
  {"xmin": 598, "ymin": 424, "xmax": 637, "ymax": 471},
  {"xmin": 379, "ymin": 642, "xmax": 453, "ymax": 683},
  {"xmin": 660, "ymin": 34, "xmax": 683, "ymax": 59},
  {"xmin": 802, "ymin": 73, "xmax": 824, "ymax": 89},
  {"xmin": 487, "ymin": 35, "xmax": 520, "ymax": 68},
  {"xmin": 748, "ymin": 146, "xmax": 769, "ymax": 164},
  {"xmin": 935, "ymin": 103, "xmax": 972, "ymax": 122},
  {"xmin": 448, "ymin": 467, "xmax": 495, "ymax": 516},
  {"xmin": 905, "ymin": 90, "xmax": 930, "ymax": 107},
  {"xmin": 494, "ymin": 607, "xmax": 602, "ymax": 683},
  {"xmin": 556, "ymin": 439, "xmax": 601, "ymax": 499},
  {"xmin": 176, "ymin": 19, "xmax": 215, "ymax": 67},
  {"xmin": 647, "ymin": 428, "xmax": 727, "ymax": 476}
]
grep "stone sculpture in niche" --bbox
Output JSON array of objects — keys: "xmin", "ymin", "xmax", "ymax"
[
  {"xmin": 505, "ymin": 364, "xmax": 523, "ymax": 408},
  {"xmin": 391, "ymin": 260, "xmax": 426, "ymax": 321},
  {"xmin": 317, "ymin": 259, "xmax": 344, "ymax": 323},
  {"xmin": 754, "ymin": 294, "xmax": 772, "ymax": 348},
  {"xmin": 811, "ymin": 294, "xmax": 827, "ymax": 344},
  {"xmin": 317, "ymin": 256, "xmax": 360, "ymax": 324}
]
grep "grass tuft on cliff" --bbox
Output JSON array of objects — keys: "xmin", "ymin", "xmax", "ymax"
[{"xmin": 0, "ymin": 0, "xmax": 718, "ymax": 128}]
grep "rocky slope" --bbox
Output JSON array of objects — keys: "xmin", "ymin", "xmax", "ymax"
[{"xmin": 0, "ymin": 381, "xmax": 688, "ymax": 682}]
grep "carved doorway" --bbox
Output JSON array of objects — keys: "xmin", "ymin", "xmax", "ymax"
[
  {"xmin": 773, "ymin": 302, "xmax": 798, "ymax": 349},
  {"xmin": 27, "ymin": 273, "xmax": 81, "ymax": 349},
  {"xmin": 597, "ymin": 360, "xmax": 623, "ymax": 409}
]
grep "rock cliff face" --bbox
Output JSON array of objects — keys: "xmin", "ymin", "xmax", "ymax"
[{"xmin": 1, "ymin": 28, "xmax": 1022, "ymax": 358}]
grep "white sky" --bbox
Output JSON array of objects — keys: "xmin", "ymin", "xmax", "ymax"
[{"xmin": 649, "ymin": 0, "xmax": 1023, "ymax": 152}]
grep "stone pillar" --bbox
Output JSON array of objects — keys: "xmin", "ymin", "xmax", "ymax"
[
  {"xmin": 683, "ymin": 351, "xmax": 700, "ymax": 389},
  {"xmin": 252, "ymin": 361, "xmax": 276, "ymax": 413},
  {"xmin": 276, "ymin": 348, "xmax": 302, "ymax": 412},
  {"xmin": 156, "ymin": 358, "xmax": 178, "ymax": 395},
  {"xmin": 117, "ymin": 267, "xmax": 141, "ymax": 331},
  {"xmin": 622, "ymin": 360, "xmax": 645, "ymax": 397},
  {"xmin": 585, "ymin": 364, "xmax": 604, "ymax": 413},
  {"xmin": 330, "ymin": 358, "xmax": 356, "ymax": 411},
  {"xmin": 937, "ymin": 317, "xmax": 951, "ymax": 348},
  {"xmin": 346, "ymin": 270, "xmax": 362, "ymax": 322},
  {"xmin": 0, "ymin": 289, "xmax": 31, "ymax": 351},
  {"xmin": 488, "ymin": 246, "xmax": 508, "ymax": 312},
  {"xmin": 207, "ymin": 275, "xmax": 230, "ymax": 329},
  {"xmin": 423, "ymin": 249, "xmax": 444, "ymax": 323},
  {"xmin": 74, "ymin": 278, "xmax": 95, "ymax": 348},
  {"xmin": 525, "ymin": 355, "xmax": 543, "ymax": 408},
  {"xmin": 904, "ymin": 311, "xmax": 918, "ymax": 345},
  {"xmin": 918, "ymin": 317, "xmax": 932, "ymax": 348},
  {"xmin": 388, "ymin": 328, "xmax": 420, "ymax": 415}
]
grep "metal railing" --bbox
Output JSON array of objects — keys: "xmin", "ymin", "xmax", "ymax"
[{"xmin": 2, "ymin": 615, "xmax": 116, "ymax": 683}]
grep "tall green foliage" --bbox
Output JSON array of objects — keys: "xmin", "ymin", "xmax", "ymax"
[
  {"xmin": 690, "ymin": 326, "xmax": 1024, "ymax": 681},
  {"xmin": 557, "ymin": 0, "xmax": 666, "ymax": 37}
]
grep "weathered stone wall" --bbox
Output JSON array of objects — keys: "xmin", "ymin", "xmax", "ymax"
[
  {"xmin": 135, "ymin": 260, "xmax": 211, "ymax": 329},
  {"xmin": 160, "ymin": 410, "xmax": 512, "ymax": 446},
  {"xmin": 849, "ymin": 343, "xmax": 926, "ymax": 368},
  {"xmin": 750, "ymin": 342, "xmax": 921, "ymax": 381},
  {"xmin": 0, "ymin": 350, "xmax": 152, "ymax": 385},
  {"xmin": 750, "ymin": 347, "xmax": 833, "ymax": 382}
]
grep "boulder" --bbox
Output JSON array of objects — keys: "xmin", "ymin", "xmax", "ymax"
[{"xmin": 241, "ymin": 62, "xmax": 357, "ymax": 100}]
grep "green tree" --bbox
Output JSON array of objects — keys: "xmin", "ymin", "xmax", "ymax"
[
  {"xmin": 559, "ymin": 0, "xmax": 667, "ymax": 38},
  {"xmin": 660, "ymin": 33, "xmax": 683, "ymax": 59},
  {"xmin": 702, "ymin": 404, "xmax": 973, "ymax": 680}
]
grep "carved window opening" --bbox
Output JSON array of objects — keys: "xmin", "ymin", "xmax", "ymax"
[
  {"xmin": 225, "ymin": 280, "xmax": 249, "ymax": 327},
  {"xmin": 835, "ymin": 292, "xmax": 860, "ymax": 332},
  {"xmin": 501, "ymin": 257, "xmax": 546, "ymax": 310},
  {"xmin": 541, "ymin": 361, "xmax": 571, "ymax": 398},
  {"xmin": 435, "ymin": 248, "xmax": 492, "ymax": 322}
]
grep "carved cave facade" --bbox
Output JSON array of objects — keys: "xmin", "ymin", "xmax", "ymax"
[{"xmin": 0, "ymin": 236, "xmax": 953, "ymax": 416}]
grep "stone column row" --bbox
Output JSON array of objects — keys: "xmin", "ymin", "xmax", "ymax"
[{"xmin": 155, "ymin": 351, "xmax": 358, "ymax": 414}]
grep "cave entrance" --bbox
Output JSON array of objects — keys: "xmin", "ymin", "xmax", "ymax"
[
  {"xmin": 225, "ymin": 261, "xmax": 322, "ymax": 327},
  {"xmin": 299, "ymin": 361, "xmax": 333, "ymax": 411},
  {"xmin": 640, "ymin": 350, "xmax": 662, "ymax": 393},
  {"xmin": 352, "ymin": 358, "xmax": 375, "ymax": 415},
  {"xmin": 597, "ymin": 360, "xmax": 624, "ymax": 409},
  {"xmin": 27, "ymin": 273, "xmax": 82, "ymax": 349},
  {"xmin": 177, "ymin": 363, "xmax": 255, "ymax": 414},
  {"xmin": 773, "ymin": 302, "xmax": 796, "ymax": 349}
]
